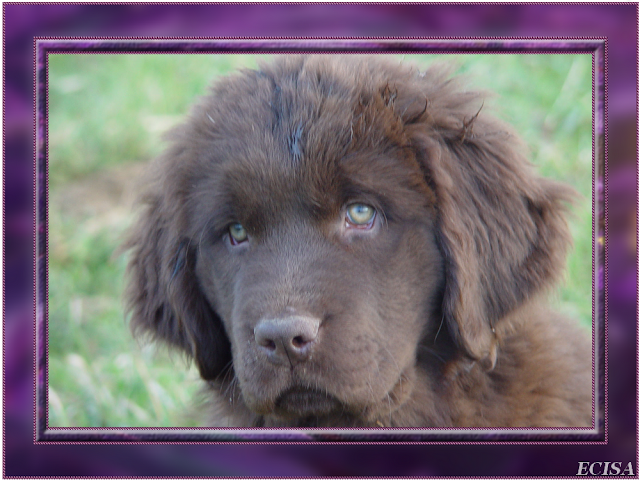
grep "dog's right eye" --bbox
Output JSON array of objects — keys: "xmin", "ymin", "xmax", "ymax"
[
  {"xmin": 228, "ymin": 223, "xmax": 248, "ymax": 245},
  {"xmin": 346, "ymin": 203, "xmax": 376, "ymax": 228}
]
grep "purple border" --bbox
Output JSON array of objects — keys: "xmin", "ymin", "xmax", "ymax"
[
  {"xmin": 4, "ymin": 3, "xmax": 637, "ymax": 478},
  {"xmin": 35, "ymin": 39, "xmax": 605, "ymax": 445}
]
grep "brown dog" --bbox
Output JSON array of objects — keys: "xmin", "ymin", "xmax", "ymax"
[{"xmin": 124, "ymin": 55, "xmax": 592, "ymax": 428}]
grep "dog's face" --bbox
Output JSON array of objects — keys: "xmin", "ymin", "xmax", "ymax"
[
  {"xmin": 191, "ymin": 112, "xmax": 444, "ymax": 420},
  {"xmin": 125, "ymin": 56, "xmax": 574, "ymax": 427}
]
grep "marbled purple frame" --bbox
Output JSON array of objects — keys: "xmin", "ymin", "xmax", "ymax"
[
  {"xmin": 4, "ymin": 4, "xmax": 637, "ymax": 478},
  {"xmin": 36, "ymin": 38, "xmax": 603, "ymax": 444}
]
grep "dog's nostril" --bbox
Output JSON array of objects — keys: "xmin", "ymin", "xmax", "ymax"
[
  {"xmin": 292, "ymin": 336, "xmax": 303, "ymax": 347},
  {"xmin": 259, "ymin": 339, "xmax": 277, "ymax": 351}
]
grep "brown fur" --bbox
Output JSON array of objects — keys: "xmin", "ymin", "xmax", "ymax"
[{"xmin": 123, "ymin": 55, "xmax": 592, "ymax": 427}]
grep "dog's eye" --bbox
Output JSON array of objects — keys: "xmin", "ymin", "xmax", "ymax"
[
  {"xmin": 346, "ymin": 204, "xmax": 376, "ymax": 227},
  {"xmin": 228, "ymin": 223, "xmax": 248, "ymax": 245}
]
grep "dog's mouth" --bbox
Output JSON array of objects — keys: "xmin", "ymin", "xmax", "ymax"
[{"xmin": 273, "ymin": 387, "xmax": 341, "ymax": 418}]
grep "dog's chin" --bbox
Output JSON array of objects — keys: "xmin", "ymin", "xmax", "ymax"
[{"xmin": 270, "ymin": 387, "xmax": 342, "ymax": 419}]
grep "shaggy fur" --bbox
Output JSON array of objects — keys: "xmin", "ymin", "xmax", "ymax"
[{"xmin": 124, "ymin": 55, "xmax": 592, "ymax": 428}]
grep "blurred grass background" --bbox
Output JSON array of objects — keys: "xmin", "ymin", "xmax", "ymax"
[{"xmin": 47, "ymin": 53, "xmax": 593, "ymax": 427}]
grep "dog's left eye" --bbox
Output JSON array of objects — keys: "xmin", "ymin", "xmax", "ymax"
[
  {"xmin": 228, "ymin": 223, "xmax": 248, "ymax": 245},
  {"xmin": 346, "ymin": 203, "xmax": 376, "ymax": 227}
]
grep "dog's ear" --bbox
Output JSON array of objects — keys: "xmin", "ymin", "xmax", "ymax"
[
  {"xmin": 407, "ymin": 82, "xmax": 574, "ymax": 369},
  {"xmin": 123, "ymin": 160, "xmax": 231, "ymax": 381}
]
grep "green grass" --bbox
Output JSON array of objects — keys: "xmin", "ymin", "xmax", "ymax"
[
  {"xmin": 48, "ymin": 54, "xmax": 271, "ymax": 187},
  {"xmin": 47, "ymin": 53, "xmax": 593, "ymax": 427}
]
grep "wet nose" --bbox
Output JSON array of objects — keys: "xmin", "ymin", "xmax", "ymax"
[{"xmin": 254, "ymin": 315, "xmax": 320, "ymax": 365}]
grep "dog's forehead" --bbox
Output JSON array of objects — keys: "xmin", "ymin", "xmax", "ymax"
[
  {"xmin": 204, "ymin": 57, "xmax": 413, "ymax": 157},
  {"xmin": 209, "ymin": 61, "xmax": 413, "ymax": 175},
  {"xmin": 212, "ymin": 116, "xmax": 424, "ymax": 206},
  {"xmin": 189, "ymin": 56, "xmax": 434, "ymax": 226}
]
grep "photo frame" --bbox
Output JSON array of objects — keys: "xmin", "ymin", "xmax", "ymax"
[
  {"xmin": 38, "ymin": 39, "xmax": 602, "ymax": 443},
  {"xmin": 2, "ymin": 2, "xmax": 638, "ymax": 477}
]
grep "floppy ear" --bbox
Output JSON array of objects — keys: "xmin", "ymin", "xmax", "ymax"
[
  {"xmin": 407, "ymin": 83, "xmax": 574, "ymax": 369},
  {"xmin": 123, "ymin": 167, "xmax": 231, "ymax": 381}
]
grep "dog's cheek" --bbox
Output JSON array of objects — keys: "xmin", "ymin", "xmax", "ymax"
[
  {"xmin": 306, "ymin": 222, "xmax": 443, "ymax": 399},
  {"xmin": 194, "ymin": 247, "xmax": 239, "ymax": 340},
  {"xmin": 376, "ymin": 224, "xmax": 444, "ymax": 363}
]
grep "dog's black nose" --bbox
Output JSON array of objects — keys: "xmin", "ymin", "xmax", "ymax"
[{"xmin": 254, "ymin": 315, "xmax": 320, "ymax": 365}]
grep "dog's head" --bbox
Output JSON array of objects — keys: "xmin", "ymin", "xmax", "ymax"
[{"xmin": 124, "ymin": 56, "xmax": 573, "ymax": 425}]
